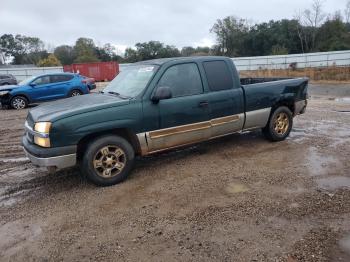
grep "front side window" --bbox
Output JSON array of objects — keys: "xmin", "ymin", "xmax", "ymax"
[
  {"xmin": 32, "ymin": 76, "xmax": 50, "ymax": 86},
  {"xmin": 103, "ymin": 65, "xmax": 158, "ymax": 98},
  {"xmin": 203, "ymin": 61, "xmax": 233, "ymax": 91},
  {"xmin": 157, "ymin": 63, "xmax": 203, "ymax": 98}
]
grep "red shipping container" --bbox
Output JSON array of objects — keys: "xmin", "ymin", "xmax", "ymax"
[{"xmin": 63, "ymin": 62, "xmax": 119, "ymax": 82}]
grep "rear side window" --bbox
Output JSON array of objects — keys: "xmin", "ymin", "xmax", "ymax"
[
  {"xmin": 203, "ymin": 61, "xmax": 233, "ymax": 91},
  {"xmin": 50, "ymin": 75, "xmax": 74, "ymax": 83},
  {"xmin": 157, "ymin": 63, "xmax": 203, "ymax": 98}
]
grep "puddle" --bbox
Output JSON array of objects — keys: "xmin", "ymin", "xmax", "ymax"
[
  {"xmin": 306, "ymin": 147, "xmax": 338, "ymax": 177},
  {"xmin": 316, "ymin": 176, "xmax": 350, "ymax": 191},
  {"xmin": 0, "ymin": 221, "xmax": 42, "ymax": 258},
  {"xmin": 0, "ymin": 157, "xmax": 29, "ymax": 163},
  {"xmin": 335, "ymin": 97, "xmax": 350, "ymax": 103},
  {"xmin": 225, "ymin": 182, "xmax": 249, "ymax": 194},
  {"xmin": 339, "ymin": 234, "xmax": 350, "ymax": 256},
  {"xmin": 0, "ymin": 189, "xmax": 33, "ymax": 207}
]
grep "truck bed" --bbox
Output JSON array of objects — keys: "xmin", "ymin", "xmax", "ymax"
[{"xmin": 240, "ymin": 77, "xmax": 292, "ymax": 85}]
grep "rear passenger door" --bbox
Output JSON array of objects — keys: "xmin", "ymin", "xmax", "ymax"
[
  {"xmin": 202, "ymin": 60, "xmax": 245, "ymax": 137},
  {"xmin": 49, "ymin": 74, "xmax": 74, "ymax": 99},
  {"xmin": 146, "ymin": 62, "xmax": 212, "ymax": 152}
]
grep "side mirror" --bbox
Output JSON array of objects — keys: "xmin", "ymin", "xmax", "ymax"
[
  {"xmin": 29, "ymin": 83, "xmax": 37, "ymax": 87},
  {"xmin": 151, "ymin": 86, "xmax": 172, "ymax": 103}
]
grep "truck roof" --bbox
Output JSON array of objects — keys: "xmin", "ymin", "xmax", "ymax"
[{"xmin": 135, "ymin": 56, "xmax": 231, "ymax": 66}]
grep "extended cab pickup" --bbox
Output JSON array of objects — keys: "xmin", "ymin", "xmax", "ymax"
[{"xmin": 22, "ymin": 57, "xmax": 308, "ymax": 186}]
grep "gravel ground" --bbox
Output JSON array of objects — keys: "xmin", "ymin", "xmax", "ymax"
[{"xmin": 0, "ymin": 83, "xmax": 350, "ymax": 261}]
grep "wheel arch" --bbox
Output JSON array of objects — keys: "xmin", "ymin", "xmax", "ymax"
[
  {"xmin": 68, "ymin": 87, "xmax": 84, "ymax": 96},
  {"xmin": 76, "ymin": 128, "xmax": 141, "ymax": 161},
  {"xmin": 11, "ymin": 93, "xmax": 31, "ymax": 104},
  {"xmin": 270, "ymin": 98, "xmax": 295, "ymax": 116}
]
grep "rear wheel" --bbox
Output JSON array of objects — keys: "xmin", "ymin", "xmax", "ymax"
[
  {"xmin": 80, "ymin": 135, "xmax": 135, "ymax": 186},
  {"xmin": 69, "ymin": 89, "xmax": 83, "ymax": 97},
  {"xmin": 262, "ymin": 106, "xmax": 293, "ymax": 142},
  {"xmin": 10, "ymin": 96, "xmax": 28, "ymax": 110}
]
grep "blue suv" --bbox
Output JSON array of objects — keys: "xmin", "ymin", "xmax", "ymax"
[{"xmin": 0, "ymin": 73, "xmax": 91, "ymax": 109}]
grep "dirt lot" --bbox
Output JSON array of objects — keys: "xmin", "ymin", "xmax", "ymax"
[{"xmin": 1, "ymin": 83, "xmax": 350, "ymax": 261}]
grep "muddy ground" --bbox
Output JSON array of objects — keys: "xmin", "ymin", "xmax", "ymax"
[{"xmin": 0, "ymin": 83, "xmax": 350, "ymax": 261}]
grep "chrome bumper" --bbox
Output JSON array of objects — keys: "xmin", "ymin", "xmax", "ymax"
[{"xmin": 23, "ymin": 148, "xmax": 76, "ymax": 169}]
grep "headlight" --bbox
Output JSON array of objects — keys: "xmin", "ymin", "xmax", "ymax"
[
  {"xmin": 0, "ymin": 91, "xmax": 9, "ymax": 96},
  {"xmin": 34, "ymin": 122, "xmax": 51, "ymax": 133},
  {"xmin": 33, "ymin": 122, "xmax": 51, "ymax": 147}
]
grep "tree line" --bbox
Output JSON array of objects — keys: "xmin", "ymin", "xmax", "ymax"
[{"xmin": 1, "ymin": 0, "xmax": 349, "ymax": 66}]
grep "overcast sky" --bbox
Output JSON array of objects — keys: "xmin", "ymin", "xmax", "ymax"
[{"xmin": 0, "ymin": 0, "xmax": 348, "ymax": 53}]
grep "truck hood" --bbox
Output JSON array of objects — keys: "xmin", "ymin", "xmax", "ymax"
[
  {"xmin": 0, "ymin": 85, "xmax": 19, "ymax": 91},
  {"xmin": 28, "ymin": 93, "xmax": 130, "ymax": 123}
]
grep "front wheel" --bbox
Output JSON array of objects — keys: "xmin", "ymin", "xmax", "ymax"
[
  {"xmin": 80, "ymin": 135, "xmax": 135, "ymax": 186},
  {"xmin": 10, "ymin": 96, "xmax": 28, "ymax": 110},
  {"xmin": 262, "ymin": 106, "xmax": 293, "ymax": 142}
]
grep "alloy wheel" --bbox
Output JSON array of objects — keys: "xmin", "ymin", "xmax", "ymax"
[{"xmin": 93, "ymin": 145, "xmax": 126, "ymax": 178}]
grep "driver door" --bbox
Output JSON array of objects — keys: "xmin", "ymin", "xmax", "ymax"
[
  {"xmin": 28, "ymin": 76, "xmax": 51, "ymax": 102},
  {"xmin": 146, "ymin": 63, "xmax": 211, "ymax": 152}
]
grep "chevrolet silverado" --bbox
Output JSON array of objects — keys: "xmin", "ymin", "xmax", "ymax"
[{"xmin": 22, "ymin": 56, "xmax": 308, "ymax": 186}]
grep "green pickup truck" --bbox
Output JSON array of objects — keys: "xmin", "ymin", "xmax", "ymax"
[{"xmin": 22, "ymin": 56, "xmax": 308, "ymax": 186}]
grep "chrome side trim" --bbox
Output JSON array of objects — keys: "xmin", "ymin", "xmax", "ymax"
[
  {"xmin": 23, "ymin": 148, "xmax": 76, "ymax": 169},
  {"xmin": 210, "ymin": 113, "xmax": 244, "ymax": 138},
  {"xmin": 136, "ymin": 133, "xmax": 148, "ymax": 155},
  {"xmin": 149, "ymin": 122, "xmax": 211, "ymax": 139},
  {"xmin": 137, "ymin": 113, "xmax": 244, "ymax": 155},
  {"xmin": 243, "ymin": 108, "xmax": 271, "ymax": 130}
]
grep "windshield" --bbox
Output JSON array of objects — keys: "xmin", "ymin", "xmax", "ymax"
[
  {"xmin": 18, "ymin": 76, "xmax": 37, "ymax": 86},
  {"xmin": 103, "ymin": 65, "xmax": 158, "ymax": 98}
]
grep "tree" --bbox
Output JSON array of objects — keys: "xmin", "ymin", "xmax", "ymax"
[
  {"xmin": 181, "ymin": 46, "xmax": 196, "ymax": 56},
  {"xmin": 303, "ymin": 0, "xmax": 327, "ymax": 50},
  {"xmin": 37, "ymin": 54, "xmax": 62, "ymax": 67},
  {"xmin": 345, "ymin": 0, "xmax": 350, "ymax": 23},
  {"xmin": 95, "ymin": 43, "xmax": 122, "ymax": 62},
  {"xmin": 0, "ymin": 34, "xmax": 46, "ymax": 64},
  {"xmin": 0, "ymin": 34, "xmax": 16, "ymax": 64},
  {"xmin": 124, "ymin": 41, "xmax": 180, "ymax": 62},
  {"xmin": 210, "ymin": 16, "xmax": 250, "ymax": 56},
  {"xmin": 54, "ymin": 45, "xmax": 76, "ymax": 65},
  {"xmin": 124, "ymin": 48, "xmax": 139, "ymax": 62},
  {"xmin": 316, "ymin": 16, "xmax": 350, "ymax": 51},
  {"xmin": 74, "ymin": 37, "xmax": 99, "ymax": 63}
]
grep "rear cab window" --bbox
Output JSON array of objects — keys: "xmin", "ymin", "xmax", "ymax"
[{"xmin": 203, "ymin": 61, "xmax": 233, "ymax": 91}]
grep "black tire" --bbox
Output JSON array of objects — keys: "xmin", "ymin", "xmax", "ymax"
[
  {"xmin": 69, "ymin": 89, "xmax": 83, "ymax": 97},
  {"xmin": 262, "ymin": 106, "xmax": 293, "ymax": 142},
  {"xmin": 80, "ymin": 135, "xmax": 135, "ymax": 186},
  {"xmin": 10, "ymin": 96, "xmax": 28, "ymax": 110}
]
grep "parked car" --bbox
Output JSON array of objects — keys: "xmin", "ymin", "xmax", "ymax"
[
  {"xmin": 0, "ymin": 74, "xmax": 17, "ymax": 85},
  {"xmin": 22, "ymin": 56, "xmax": 308, "ymax": 186},
  {"xmin": 0, "ymin": 73, "xmax": 90, "ymax": 109},
  {"xmin": 82, "ymin": 76, "xmax": 96, "ymax": 90}
]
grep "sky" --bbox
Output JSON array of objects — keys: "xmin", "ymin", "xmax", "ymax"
[{"xmin": 0, "ymin": 0, "xmax": 348, "ymax": 54}]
